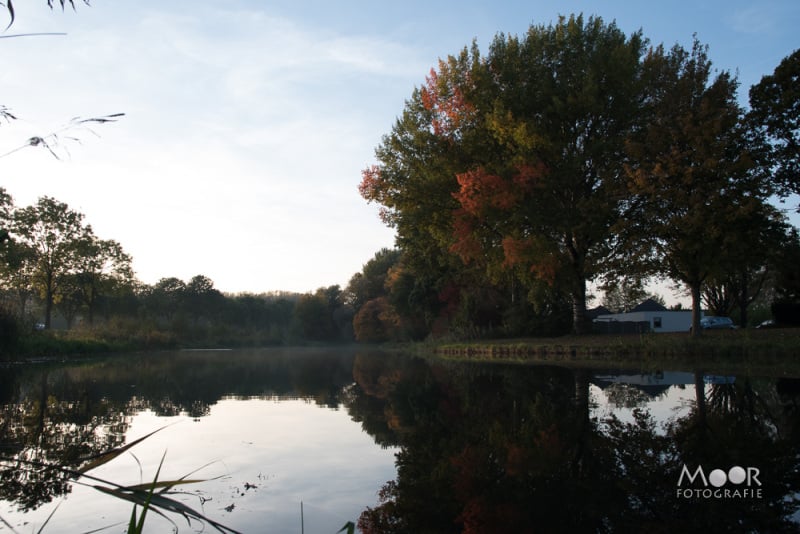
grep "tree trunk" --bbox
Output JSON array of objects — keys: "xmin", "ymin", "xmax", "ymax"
[
  {"xmin": 44, "ymin": 287, "xmax": 53, "ymax": 330},
  {"xmin": 694, "ymin": 370, "xmax": 707, "ymax": 441},
  {"xmin": 572, "ymin": 369, "xmax": 591, "ymax": 477},
  {"xmin": 738, "ymin": 270, "xmax": 749, "ymax": 328},
  {"xmin": 690, "ymin": 282, "xmax": 703, "ymax": 336},
  {"xmin": 572, "ymin": 279, "xmax": 589, "ymax": 335}
]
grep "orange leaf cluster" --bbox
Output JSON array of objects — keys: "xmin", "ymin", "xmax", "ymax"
[
  {"xmin": 450, "ymin": 210, "xmax": 483, "ymax": 262},
  {"xmin": 450, "ymin": 163, "xmax": 549, "ymax": 266},
  {"xmin": 359, "ymin": 165, "xmax": 395, "ymax": 224},
  {"xmin": 453, "ymin": 168, "xmax": 518, "ymax": 215},
  {"xmin": 453, "ymin": 163, "xmax": 547, "ymax": 217},
  {"xmin": 358, "ymin": 164, "xmax": 382, "ymax": 201},
  {"xmin": 420, "ymin": 62, "xmax": 475, "ymax": 138}
]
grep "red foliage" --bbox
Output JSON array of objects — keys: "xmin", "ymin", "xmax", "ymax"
[
  {"xmin": 453, "ymin": 168, "xmax": 518, "ymax": 214},
  {"xmin": 420, "ymin": 60, "xmax": 475, "ymax": 138},
  {"xmin": 452, "ymin": 163, "xmax": 547, "ymax": 218},
  {"xmin": 451, "ymin": 444, "xmax": 529, "ymax": 533},
  {"xmin": 359, "ymin": 165, "xmax": 395, "ymax": 225},
  {"xmin": 450, "ymin": 210, "xmax": 483, "ymax": 262},
  {"xmin": 353, "ymin": 297, "xmax": 401, "ymax": 342},
  {"xmin": 359, "ymin": 164, "xmax": 382, "ymax": 201},
  {"xmin": 450, "ymin": 163, "xmax": 550, "ymax": 267},
  {"xmin": 450, "ymin": 445, "xmax": 485, "ymax": 499}
]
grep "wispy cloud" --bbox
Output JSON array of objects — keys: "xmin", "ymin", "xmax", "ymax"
[
  {"xmin": 726, "ymin": 5, "xmax": 778, "ymax": 35},
  {"xmin": 1, "ymin": 3, "xmax": 411, "ymax": 291}
]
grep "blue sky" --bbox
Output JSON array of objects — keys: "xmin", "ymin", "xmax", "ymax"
[{"xmin": 1, "ymin": 0, "xmax": 797, "ymax": 296}]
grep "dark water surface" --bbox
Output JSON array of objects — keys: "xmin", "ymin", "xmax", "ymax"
[{"xmin": 1, "ymin": 348, "xmax": 798, "ymax": 533}]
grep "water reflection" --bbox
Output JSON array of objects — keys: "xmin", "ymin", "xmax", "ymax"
[
  {"xmin": 0, "ymin": 349, "xmax": 392, "ymax": 533},
  {"xmin": 1, "ymin": 350, "xmax": 799, "ymax": 533},
  {"xmin": 350, "ymin": 355, "xmax": 800, "ymax": 533}
]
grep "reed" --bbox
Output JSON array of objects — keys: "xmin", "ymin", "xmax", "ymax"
[{"xmin": 0, "ymin": 426, "xmax": 241, "ymax": 533}]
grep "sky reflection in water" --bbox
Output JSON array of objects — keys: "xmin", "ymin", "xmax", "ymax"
[{"xmin": 2, "ymin": 398, "xmax": 398, "ymax": 534}]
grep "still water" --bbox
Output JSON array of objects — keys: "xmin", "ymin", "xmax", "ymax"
[{"xmin": 1, "ymin": 348, "xmax": 798, "ymax": 533}]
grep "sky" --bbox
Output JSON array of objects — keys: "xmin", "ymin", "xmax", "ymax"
[{"xmin": 1, "ymin": 0, "xmax": 797, "ymax": 297}]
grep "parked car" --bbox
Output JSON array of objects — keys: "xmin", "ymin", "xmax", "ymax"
[{"xmin": 689, "ymin": 316, "xmax": 736, "ymax": 331}]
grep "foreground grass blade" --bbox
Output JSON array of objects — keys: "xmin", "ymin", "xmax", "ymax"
[
  {"xmin": 127, "ymin": 505, "xmax": 138, "ymax": 533},
  {"xmin": 1, "ymin": 426, "xmax": 241, "ymax": 534},
  {"xmin": 78, "ymin": 425, "xmax": 173, "ymax": 474},
  {"xmin": 0, "ymin": 513, "xmax": 20, "ymax": 534},
  {"xmin": 36, "ymin": 501, "xmax": 62, "ymax": 534},
  {"xmin": 132, "ymin": 450, "xmax": 165, "ymax": 533},
  {"xmin": 92, "ymin": 483, "xmax": 242, "ymax": 534}
]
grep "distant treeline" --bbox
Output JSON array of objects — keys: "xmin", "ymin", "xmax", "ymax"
[
  {"xmin": 2, "ymin": 200, "xmax": 799, "ymax": 358},
  {"xmin": 0, "ymin": 191, "xmax": 361, "ymax": 355}
]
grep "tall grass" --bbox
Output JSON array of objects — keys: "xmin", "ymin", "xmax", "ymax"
[{"xmin": 0, "ymin": 426, "xmax": 241, "ymax": 534}]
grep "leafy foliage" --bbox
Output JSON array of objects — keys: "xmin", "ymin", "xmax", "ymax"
[
  {"xmin": 749, "ymin": 49, "xmax": 800, "ymax": 203},
  {"xmin": 620, "ymin": 40, "xmax": 778, "ymax": 334},
  {"xmin": 361, "ymin": 15, "xmax": 654, "ymax": 334},
  {"xmin": 360, "ymin": 16, "xmax": 796, "ymax": 338}
]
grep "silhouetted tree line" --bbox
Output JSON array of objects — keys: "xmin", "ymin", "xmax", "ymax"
[
  {"xmin": 3, "ymin": 194, "xmax": 799, "ymax": 356},
  {"xmin": 0, "ymin": 190, "xmax": 364, "ymax": 354}
]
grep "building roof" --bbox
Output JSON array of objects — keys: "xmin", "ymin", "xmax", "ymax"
[
  {"xmin": 630, "ymin": 298, "xmax": 668, "ymax": 313},
  {"xmin": 587, "ymin": 305, "xmax": 612, "ymax": 319}
]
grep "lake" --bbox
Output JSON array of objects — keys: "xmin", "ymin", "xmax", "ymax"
[{"xmin": 1, "ymin": 348, "xmax": 798, "ymax": 533}]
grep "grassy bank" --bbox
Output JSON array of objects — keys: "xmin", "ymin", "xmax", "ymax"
[
  {"xmin": 429, "ymin": 328, "xmax": 800, "ymax": 376},
  {"xmin": 4, "ymin": 328, "xmax": 179, "ymax": 361}
]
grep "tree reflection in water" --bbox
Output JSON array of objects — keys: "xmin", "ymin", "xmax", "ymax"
[
  {"xmin": 350, "ymin": 354, "xmax": 800, "ymax": 533},
  {"xmin": 1, "ymin": 351, "xmax": 798, "ymax": 533},
  {"xmin": 0, "ymin": 369, "xmax": 130, "ymax": 510},
  {"xmin": 0, "ymin": 349, "xmax": 357, "ymax": 515}
]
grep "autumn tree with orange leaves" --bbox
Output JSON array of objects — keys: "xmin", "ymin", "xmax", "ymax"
[{"xmin": 361, "ymin": 15, "xmax": 648, "ymax": 334}]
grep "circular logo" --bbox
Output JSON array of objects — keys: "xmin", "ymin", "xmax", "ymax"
[
  {"xmin": 709, "ymin": 469, "xmax": 727, "ymax": 487},
  {"xmin": 728, "ymin": 466, "xmax": 747, "ymax": 485}
]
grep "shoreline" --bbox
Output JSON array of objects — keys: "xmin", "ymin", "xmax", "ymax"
[{"xmin": 423, "ymin": 329, "xmax": 800, "ymax": 377}]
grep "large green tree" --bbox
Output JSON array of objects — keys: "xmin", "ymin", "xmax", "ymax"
[
  {"xmin": 361, "ymin": 15, "xmax": 648, "ymax": 334},
  {"xmin": 702, "ymin": 206, "xmax": 787, "ymax": 327},
  {"xmin": 621, "ymin": 41, "xmax": 777, "ymax": 334},
  {"xmin": 145, "ymin": 277, "xmax": 187, "ymax": 323},
  {"xmin": 11, "ymin": 197, "xmax": 86, "ymax": 329},
  {"xmin": 71, "ymin": 230, "xmax": 134, "ymax": 325},
  {"xmin": 748, "ymin": 49, "xmax": 800, "ymax": 204}
]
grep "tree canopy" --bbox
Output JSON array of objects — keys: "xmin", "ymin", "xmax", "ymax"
[
  {"xmin": 748, "ymin": 48, "xmax": 800, "ymax": 204},
  {"xmin": 361, "ymin": 15, "xmax": 791, "ymax": 336},
  {"xmin": 619, "ymin": 40, "xmax": 779, "ymax": 334},
  {"xmin": 361, "ymin": 15, "xmax": 650, "ymax": 334}
]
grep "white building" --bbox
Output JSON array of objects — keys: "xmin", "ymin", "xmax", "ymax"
[{"xmin": 593, "ymin": 298, "xmax": 697, "ymax": 333}]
